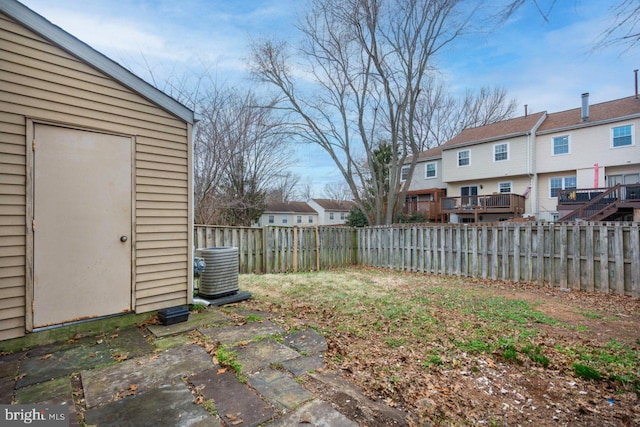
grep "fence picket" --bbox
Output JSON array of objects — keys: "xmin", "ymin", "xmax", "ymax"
[{"xmin": 194, "ymin": 222, "xmax": 637, "ymax": 296}]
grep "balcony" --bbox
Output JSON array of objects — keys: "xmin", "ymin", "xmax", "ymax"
[
  {"xmin": 557, "ymin": 184, "xmax": 640, "ymax": 222},
  {"xmin": 441, "ymin": 193, "xmax": 526, "ymax": 217},
  {"xmin": 403, "ymin": 189, "xmax": 446, "ymax": 222}
]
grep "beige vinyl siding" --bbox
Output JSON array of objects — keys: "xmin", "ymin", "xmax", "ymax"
[
  {"xmin": 0, "ymin": 12, "xmax": 191, "ymax": 335},
  {"xmin": 442, "ymin": 135, "xmax": 530, "ymax": 183},
  {"xmin": 0, "ymin": 110, "xmax": 26, "ymax": 340},
  {"xmin": 536, "ymin": 119, "xmax": 640, "ymax": 174}
]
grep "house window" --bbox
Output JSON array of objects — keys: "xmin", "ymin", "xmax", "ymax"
[
  {"xmin": 297, "ymin": 215, "xmax": 302, "ymax": 224},
  {"xmin": 552, "ymin": 135, "xmax": 570, "ymax": 155},
  {"xmin": 458, "ymin": 150, "xmax": 470, "ymax": 167},
  {"xmin": 308, "ymin": 216, "xmax": 313, "ymax": 223},
  {"xmin": 329, "ymin": 212, "xmax": 334, "ymax": 220},
  {"xmin": 282, "ymin": 216, "xmax": 288, "ymax": 224},
  {"xmin": 549, "ymin": 176, "xmax": 576, "ymax": 198},
  {"xmin": 460, "ymin": 185, "xmax": 478, "ymax": 205},
  {"xmin": 340, "ymin": 212, "xmax": 345, "ymax": 220},
  {"xmin": 494, "ymin": 143, "xmax": 508, "ymax": 161},
  {"xmin": 612, "ymin": 124, "xmax": 633, "ymax": 147},
  {"xmin": 499, "ymin": 182, "xmax": 512, "ymax": 193},
  {"xmin": 425, "ymin": 162, "xmax": 436, "ymax": 178},
  {"xmin": 401, "ymin": 165, "xmax": 410, "ymax": 181},
  {"xmin": 268, "ymin": 215, "xmax": 274, "ymax": 224}
]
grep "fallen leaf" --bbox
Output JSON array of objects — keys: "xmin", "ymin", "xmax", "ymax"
[
  {"xmin": 110, "ymin": 333, "xmax": 119, "ymax": 339},
  {"xmin": 41, "ymin": 353, "xmax": 52, "ymax": 360},
  {"xmin": 194, "ymin": 396, "xmax": 204, "ymax": 405},
  {"xmin": 217, "ymin": 368, "xmax": 227, "ymax": 374},
  {"xmin": 114, "ymin": 353, "xmax": 128, "ymax": 362},
  {"xmin": 89, "ymin": 352, "xmax": 97, "ymax": 358}
]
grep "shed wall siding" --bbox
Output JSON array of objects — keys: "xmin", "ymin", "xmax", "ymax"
[{"xmin": 0, "ymin": 13, "xmax": 190, "ymax": 338}]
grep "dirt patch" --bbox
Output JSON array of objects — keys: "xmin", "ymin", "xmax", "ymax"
[{"xmin": 241, "ymin": 269, "xmax": 640, "ymax": 426}]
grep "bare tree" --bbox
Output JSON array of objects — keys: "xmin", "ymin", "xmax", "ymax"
[
  {"xmin": 215, "ymin": 92, "xmax": 293, "ymax": 226},
  {"xmin": 323, "ymin": 181, "xmax": 353, "ymax": 201},
  {"xmin": 266, "ymin": 172, "xmax": 301, "ymax": 203},
  {"xmin": 500, "ymin": 0, "xmax": 640, "ymax": 51},
  {"xmin": 191, "ymin": 84, "xmax": 291, "ymax": 225},
  {"xmin": 413, "ymin": 77, "xmax": 517, "ymax": 151},
  {"xmin": 193, "ymin": 86, "xmax": 238, "ymax": 224},
  {"xmin": 594, "ymin": 0, "xmax": 640, "ymax": 52},
  {"xmin": 251, "ymin": 0, "xmax": 474, "ymax": 225}
]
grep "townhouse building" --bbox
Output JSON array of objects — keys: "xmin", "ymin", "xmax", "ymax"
[
  {"xmin": 400, "ymin": 146, "xmax": 447, "ymax": 222},
  {"xmin": 536, "ymin": 94, "xmax": 640, "ymax": 222},
  {"xmin": 307, "ymin": 199, "xmax": 354, "ymax": 225},
  {"xmin": 254, "ymin": 201, "xmax": 319, "ymax": 227},
  {"xmin": 405, "ymin": 93, "xmax": 640, "ymax": 223}
]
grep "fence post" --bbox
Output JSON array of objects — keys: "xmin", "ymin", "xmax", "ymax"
[
  {"xmin": 293, "ymin": 226, "xmax": 299, "ymax": 273},
  {"xmin": 614, "ymin": 224, "xmax": 624, "ymax": 295},
  {"xmin": 599, "ymin": 223, "xmax": 609, "ymax": 293},
  {"xmin": 631, "ymin": 223, "xmax": 639, "ymax": 298}
]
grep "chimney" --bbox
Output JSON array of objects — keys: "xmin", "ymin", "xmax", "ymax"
[
  {"xmin": 524, "ymin": 104, "xmax": 528, "ymax": 117},
  {"xmin": 581, "ymin": 93, "xmax": 589, "ymax": 122}
]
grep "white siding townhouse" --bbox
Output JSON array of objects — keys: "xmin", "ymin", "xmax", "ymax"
[{"xmin": 406, "ymin": 93, "xmax": 640, "ymax": 223}]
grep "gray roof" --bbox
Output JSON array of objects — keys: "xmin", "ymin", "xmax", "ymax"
[{"xmin": 0, "ymin": 0, "xmax": 194, "ymax": 124}]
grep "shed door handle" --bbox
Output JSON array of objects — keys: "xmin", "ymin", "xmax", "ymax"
[{"xmin": 120, "ymin": 235, "xmax": 128, "ymax": 242}]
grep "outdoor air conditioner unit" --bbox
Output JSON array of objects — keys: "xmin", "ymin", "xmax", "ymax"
[{"xmin": 195, "ymin": 247, "xmax": 239, "ymax": 298}]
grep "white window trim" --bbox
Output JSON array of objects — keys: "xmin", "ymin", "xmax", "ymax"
[
  {"xmin": 457, "ymin": 149, "xmax": 470, "ymax": 167},
  {"xmin": 425, "ymin": 161, "xmax": 437, "ymax": 179},
  {"xmin": 549, "ymin": 176, "xmax": 577, "ymax": 199},
  {"xmin": 493, "ymin": 142, "xmax": 509, "ymax": 162},
  {"xmin": 551, "ymin": 135, "xmax": 571, "ymax": 156},
  {"xmin": 498, "ymin": 181, "xmax": 512, "ymax": 193},
  {"xmin": 400, "ymin": 165, "xmax": 410, "ymax": 181},
  {"xmin": 611, "ymin": 124, "xmax": 634, "ymax": 148}
]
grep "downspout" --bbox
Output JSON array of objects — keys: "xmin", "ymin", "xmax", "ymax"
[{"xmin": 529, "ymin": 112, "xmax": 547, "ymax": 219}]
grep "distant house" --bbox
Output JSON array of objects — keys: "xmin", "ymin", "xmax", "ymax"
[
  {"xmin": 439, "ymin": 111, "xmax": 546, "ymax": 223},
  {"xmin": 405, "ymin": 92, "xmax": 640, "ymax": 223},
  {"xmin": 307, "ymin": 199, "xmax": 355, "ymax": 225},
  {"xmin": 255, "ymin": 201, "xmax": 319, "ymax": 227},
  {"xmin": 535, "ymin": 94, "xmax": 640, "ymax": 222},
  {"xmin": 0, "ymin": 0, "xmax": 195, "ymax": 340},
  {"xmin": 400, "ymin": 146, "xmax": 447, "ymax": 222}
]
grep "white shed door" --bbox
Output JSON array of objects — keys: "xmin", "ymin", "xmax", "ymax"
[{"xmin": 33, "ymin": 124, "xmax": 132, "ymax": 328}]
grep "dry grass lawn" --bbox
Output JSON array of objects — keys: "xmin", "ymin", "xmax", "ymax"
[{"xmin": 239, "ymin": 267, "xmax": 640, "ymax": 426}]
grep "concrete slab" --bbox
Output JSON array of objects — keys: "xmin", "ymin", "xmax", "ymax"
[
  {"xmin": 82, "ymin": 344, "xmax": 213, "ymax": 408},
  {"xmin": 0, "ymin": 359, "xmax": 19, "ymax": 378},
  {"xmin": 0, "ymin": 376, "xmax": 14, "ymax": 404},
  {"xmin": 148, "ymin": 310, "xmax": 232, "ymax": 338},
  {"xmin": 306, "ymin": 371, "xmax": 410, "ymax": 426},
  {"xmin": 248, "ymin": 368, "xmax": 314, "ymax": 410},
  {"xmin": 17, "ymin": 342, "xmax": 114, "ymax": 388},
  {"xmin": 190, "ymin": 369, "xmax": 275, "ymax": 427},
  {"xmin": 265, "ymin": 399, "xmax": 358, "ymax": 427},
  {"xmin": 84, "ymin": 381, "xmax": 218, "ymax": 427},
  {"xmin": 14, "ymin": 377, "xmax": 72, "ymax": 405},
  {"xmin": 199, "ymin": 320, "xmax": 284, "ymax": 346},
  {"xmin": 233, "ymin": 338, "xmax": 301, "ymax": 374},
  {"xmin": 225, "ymin": 309, "xmax": 274, "ymax": 320},
  {"xmin": 281, "ymin": 354, "xmax": 324, "ymax": 377},
  {"xmin": 283, "ymin": 329, "xmax": 328, "ymax": 355},
  {"xmin": 154, "ymin": 333, "xmax": 193, "ymax": 351},
  {"xmin": 107, "ymin": 327, "xmax": 154, "ymax": 359},
  {"xmin": 25, "ymin": 335, "xmax": 98, "ymax": 358}
]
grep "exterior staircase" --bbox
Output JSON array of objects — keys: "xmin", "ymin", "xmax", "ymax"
[{"xmin": 559, "ymin": 184, "xmax": 640, "ymax": 222}]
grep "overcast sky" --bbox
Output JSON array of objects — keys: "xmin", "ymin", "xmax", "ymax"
[{"xmin": 18, "ymin": 0, "xmax": 639, "ymax": 197}]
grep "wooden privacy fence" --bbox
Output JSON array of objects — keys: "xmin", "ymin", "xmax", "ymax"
[
  {"xmin": 357, "ymin": 222, "xmax": 640, "ymax": 297},
  {"xmin": 194, "ymin": 222, "xmax": 640, "ymax": 297},
  {"xmin": 194, "ymin": 225, "xmax": 357, "ymax": 274}
]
